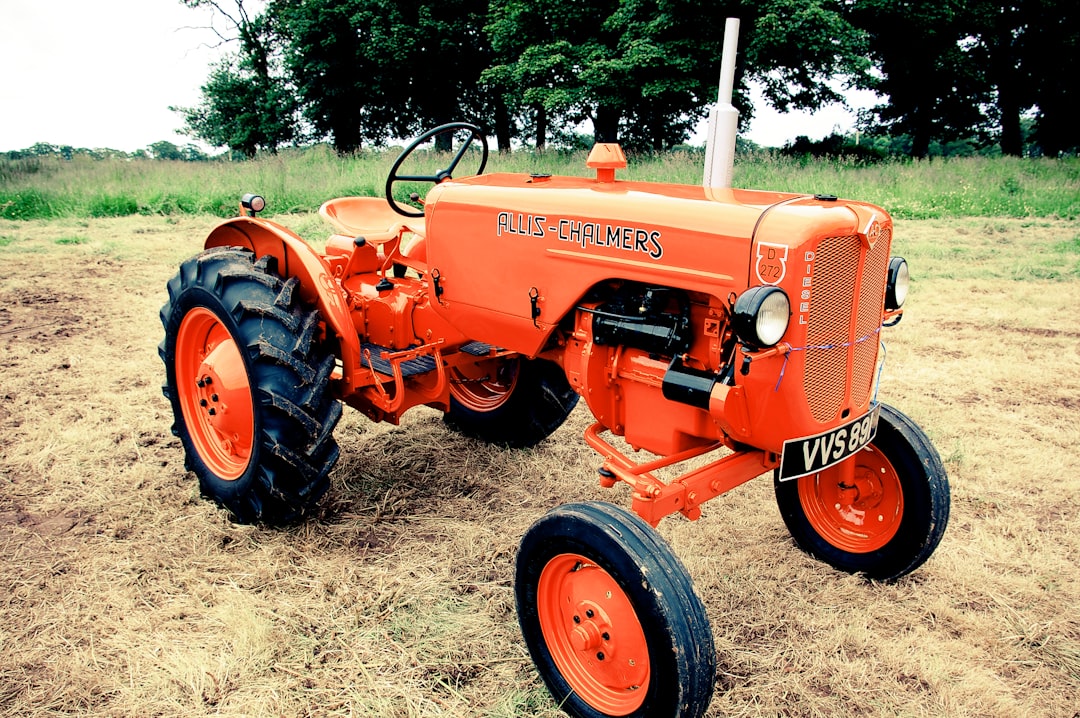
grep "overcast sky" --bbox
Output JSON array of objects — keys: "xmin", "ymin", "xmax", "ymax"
[{"xmin": 0, "ymin": 0, "xmax": 869, "ymax": 153}]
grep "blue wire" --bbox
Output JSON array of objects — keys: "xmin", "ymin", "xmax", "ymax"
[{"xmin": 773, "ymin": 324, "xmax": 885, "ymax": 392}]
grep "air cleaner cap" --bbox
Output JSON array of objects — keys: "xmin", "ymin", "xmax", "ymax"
[{"xmin": 586, "ymin": 144, "xmax": 627, "ymax": 183}]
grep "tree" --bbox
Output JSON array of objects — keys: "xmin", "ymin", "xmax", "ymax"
[
  {"xmin": 1021, "ymin": 0, "xmax": 1080, "ymax": 155},
  {"xmin": 149, "ymin": 141, "xmax": 185, "ymax": 161},
  {"xmin": 960, "ymin": 0, "xmax": 1079, "ymax": 157},
  {"xmin": 744, "ymin": 0, "xmax": 871, "ymax": 113},
  {"xmin": 272, "ymin": 0, "xmax": 381, "ymax": 154},
  {"xmin": 599, "ymin": 1, "xmax": 740, "ymax": 150},
  {"xmin": 484, "ymin": 0, "xmax": 616, "ymax": 149},
  {"xmin": 933, "ymin": 0, "xmax": 1036, "ymax": 157},
  {"xmin": 180, "ymin": 0, "xmax": 273, "ymax": 80},
  {"xmin": 175, "ymin": 0, "xmax": 297, "ymax": 156},
  {"xmin": 272, "ymin": 0, "xmax": 497, "ymax": 154},
  {"xmin": 395, "ymin": 0, "xmax": 500, "ymax": 146},
  {"xmin": 849, "ymin": 0, "xmax": 993, "ymax": 158},
  {"xmin": 173, "ymin": 55, "xmax": 297, "ymax": 157},
  {"xmin": 485, "ymin": 0, "xmax": 874, "ymax": 152},
  {"xmin": 181, "ymin": 0, "xmax": 1076, "ymax": 159},
  {"xmin": 849, "ymin": 0, "xmax": 1079, "ymax": 157},
  {"xmin": 973, "ymin": 2, "xmax": 1027, "ymax": 155},
  {"xmin": 27, "ymin": 142, "xmax": 59, "ymax": 157}
]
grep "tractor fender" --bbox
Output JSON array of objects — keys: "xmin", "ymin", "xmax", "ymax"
[{"xmin": 204, "ymin": 217, "xmax": 360, "ymax": 378}]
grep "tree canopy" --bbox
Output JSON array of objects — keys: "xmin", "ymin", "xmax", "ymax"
[{"xmin": 177, "ymin": 0, "xmax": 1078, "ymax": 157}]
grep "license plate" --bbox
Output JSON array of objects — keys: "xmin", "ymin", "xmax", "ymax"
[{"xmin": 778, "ymin": 405, "xmax": 881, "ymax": 482}]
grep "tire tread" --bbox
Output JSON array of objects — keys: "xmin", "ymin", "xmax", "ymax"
[{"xmin": 160, "ymin": 247, "xmax": 341, "ymax": 524}]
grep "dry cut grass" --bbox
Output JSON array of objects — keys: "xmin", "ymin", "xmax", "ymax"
[{"xmin": 0, "ymin": 214, "xmax": 1078, "ymax": 716}]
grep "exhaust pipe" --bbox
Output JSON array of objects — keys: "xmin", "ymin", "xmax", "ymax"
[{"xmin": 703, "ymin": 17, "xmax": 741, "ymax": 189}]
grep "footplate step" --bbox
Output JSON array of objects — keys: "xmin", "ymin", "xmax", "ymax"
[
  {"xmin": 460, "ymin": 341, "xmax": 494, "ymax": 357},
  {"xmin": 361, "ymin": 343, "xmax": 438, "ymax": 377}
]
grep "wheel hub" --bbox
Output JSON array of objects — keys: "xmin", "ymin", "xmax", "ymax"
[
  {"xmin": 799, "ymin": 449, "xmax": 904, "ymax": 553},
  {"xmin": 196, "ymin": 341, "xmax": 251, "ymax": 443},
  {"xmin": 537, "ymin": 554, "xmax": 649, "ymax": 714},
  {"xmin": 175, "ymin": 308, "xmax": 255, "ymax": 480},
  {"xmin": 448, "ymin": 356, "xmax": 519, "ymax": 411},
  {"xmin": 837, "ymin": 469, "xmax": 889, "ymax": 523}
]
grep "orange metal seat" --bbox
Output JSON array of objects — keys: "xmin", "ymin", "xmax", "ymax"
[{"xmin": 318, "ymin": 197, "xmax": 425, "ymax": 244}]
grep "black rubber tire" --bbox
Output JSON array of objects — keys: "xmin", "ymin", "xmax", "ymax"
[
  {"xmin": 443, "ymin": 356, "xmax": 578, "ymax": 448},
  {"xmin": 774, "ymin": 403, "xmax": 950, "ymax": 581},
  {"xmin": 516, "ymin": 501, "xmax": 716, "ymax": 718},
  {"xmin": 159, "ymin": 247, "xmax": 342, "ymax": 524}
]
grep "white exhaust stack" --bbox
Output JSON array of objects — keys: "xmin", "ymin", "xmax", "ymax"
[{"xmin": 703, "ymin": 17, "xmax": 741, "ymax": 189}]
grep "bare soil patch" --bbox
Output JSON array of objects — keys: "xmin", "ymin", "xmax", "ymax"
[{"xmin": 1, "ymin": 215, "xmax": 1077, "ymax": 716}]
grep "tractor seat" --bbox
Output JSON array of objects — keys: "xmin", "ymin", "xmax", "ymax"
[{"xmin": 318, "ymin": 196, "xmax": 426, "ymax": 245}]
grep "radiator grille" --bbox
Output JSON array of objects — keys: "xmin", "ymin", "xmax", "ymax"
[
  {"xmin": 852, "ymin": 227, "xmax": 891, "ymax": 405},
  {"xmin": 802, "ymin": 229, "xmax": 891, "ymax": 422}
]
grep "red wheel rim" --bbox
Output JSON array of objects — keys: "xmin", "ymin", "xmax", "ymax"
[
  {"xmin": 448, "ymin": 356, "xmax": 518, "ymax": 412},
  {"xmin": 175, "ymin": 307, "xmax": 254, "ymax": 480},
  {"xmin": 798, "ymin": 445, "xmax": 903, "ymax": 553},
  {"xmin": 536, "ymin": 553, "xmax": 650, "ymax": 715}
]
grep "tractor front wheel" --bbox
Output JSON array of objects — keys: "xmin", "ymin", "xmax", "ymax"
[
  {"xmin": 516, "ymin": 502, "xmax": 716, "ymax": 718},
  {"xmin": 160, "ymin": 247, "xmax": 342, "ymax": 524},
  {"xmin": 444, "ymin": 355, "xmax": 578, "ymax": 448},
  {"xmin": 774, "ymin": 403, "xmax": 950, "ymax": 581}
]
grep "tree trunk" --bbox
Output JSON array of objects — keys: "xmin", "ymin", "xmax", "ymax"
[
  {"xmin": 992, "ymin": 22, "xmax": 1024, "ymax": 156},
  {"xmin": 593, "ymin": 105, "xmax": 620, "ymax": 144},
  {"xmin": 910, "ymin": 133, "xmax": 930, "ymax": 159},
  {"xmin": 494, "ymin": 97, "xmax": 513, "ymax": 153},
  {"xmin": 434, "ymin": 113, "xmax": 454, "ymax": 152},
  {"xmin": 1035, "ymin": 96, "xmax": 1068, "ymax": 157},
  {"xmin": 535, "ymin": 104, "xmax": 547, "ymax": 150},
  {"xmin": 332, "ymin": 118, "xmax": 363, "ymax": 155},
  {"xmin": 997, "ymin": 86, "xmax": 1023, "ymax": 156},
  {"xmin": 909, "ymin": 101, "xmax": 932, "ymax": 159}
]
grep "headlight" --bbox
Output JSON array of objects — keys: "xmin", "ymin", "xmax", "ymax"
[
  {"xmin": 886, "ymin": 257, "xmax": 909, "ymax": 310},
  {"xmin": 733, "ymin": 286, "xmax": 790, "ymax": 349},
  {"xmin": 241, "ymin": 193, "xmax": 266, "ymax": 216}
]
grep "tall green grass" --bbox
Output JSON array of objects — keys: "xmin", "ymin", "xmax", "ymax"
[{"xmin": 1, "ymin": 146, "xmax": 1077, "ymax": 221}]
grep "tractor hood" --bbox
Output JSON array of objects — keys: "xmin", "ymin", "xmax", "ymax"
[{"xmin": 421, "ymin": 172, "xmax": 885, "ymax": 357}]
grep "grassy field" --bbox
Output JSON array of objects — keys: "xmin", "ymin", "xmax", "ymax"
[
  {"xmin": 1, "ymin": 155, "xmax": 1079, "ymax": 716},
  {"xmin": 3, "ymin": 147, "xmax": 1079, "ymax": 222}
]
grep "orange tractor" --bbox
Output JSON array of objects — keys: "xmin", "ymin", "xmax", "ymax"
[{"xmin": 160, "ymin": 122, "xmax": 948, "ymax": 716}]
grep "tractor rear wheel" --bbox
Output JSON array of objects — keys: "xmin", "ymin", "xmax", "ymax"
[
  {"xmin": 516, "ymin": 502, "xmax": 716, "ymax": 718},
  {"xmin": 774, "ymin": 403, "xmax": 950, "ymax": 581},
  {"xmin": 444, "ymin": 355, "xmax": 578, "ymax": 448},
  {"xmin": 159, "ymin": 247, "xmax": 342, "ymax": 524}
]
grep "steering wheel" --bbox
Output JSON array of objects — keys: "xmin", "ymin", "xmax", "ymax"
[{"xmin": 386, "ymin": 122, "xmax": 489, "ymax": 217}]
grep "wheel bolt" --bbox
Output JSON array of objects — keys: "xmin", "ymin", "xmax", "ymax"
[
  {"xmin": 586, "ymin": 609, "xmax": 594, "ymax": 618},
  {"xmin": 211, "ymin": 394, "xmax": 219, "ymax": 402},
  {"xmin": 596, "ymin": 652, "xmax": 605, "ymax": 661},
  {"xmin": 602, "ymin": 632, "xmax": 610, "ymax": 641},
  {"xmin": 208, "ymin": 408, "xmax": 217, "ymax": 416},
  {"xmin": 200, "ymin": 399, "xmax": 208, "ymax": 407}
]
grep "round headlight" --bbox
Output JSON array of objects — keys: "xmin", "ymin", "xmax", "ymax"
[
  {"xmin": 733, "ymin": 286, "xmax": 790, "ymax": 349},
  {"xmin": 886, "ymin": 257, "xmax": 909, "ymax": 310}
]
